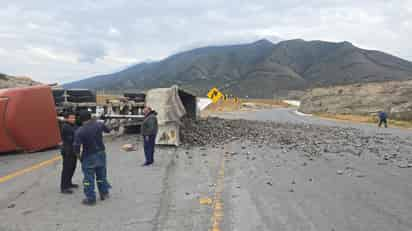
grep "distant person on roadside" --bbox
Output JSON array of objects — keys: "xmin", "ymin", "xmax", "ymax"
[
  {"xmin": 141, "ymin": 106, "xmax": 158, "ymax": 166},
  {"xmin": 74, "ymin": 110, "xmax": 112, "ymax": 206},
  {"xmin": 60, "ymin": 111, "xmax": 78, "ymax": 194},
  {"xmin": 378, "ymin": 111, "xmax": 388, "ymax": 128}
]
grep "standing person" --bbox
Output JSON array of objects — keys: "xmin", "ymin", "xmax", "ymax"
[
  {"xmin": 74, "ymin": 110, "xmax": 111, "ymax": 206},
  {"xmin": 141, "ymin": 106, "xmax": 158, "ymax": 166},
  {"xmin": 60, "ymin": 111, "xmax": 79, "ymax": 194},
  {"xmin": 378, "ymin": 111, "xmax": 388, "ymax": 128}
]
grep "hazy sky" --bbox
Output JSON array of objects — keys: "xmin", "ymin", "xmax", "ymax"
[{"xmin": 1, "ymin": 0, "xmax": 411, "ymax": 83}]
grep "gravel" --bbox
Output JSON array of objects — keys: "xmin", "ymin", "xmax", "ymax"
[{"xmin": 180, "ymin": 117, "xmax": 412, "ymax": 160}]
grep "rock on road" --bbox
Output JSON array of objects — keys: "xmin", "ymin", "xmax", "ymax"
[{"xmin": 1, "ymin": 108, "xmax": 412, "ymax": 231}]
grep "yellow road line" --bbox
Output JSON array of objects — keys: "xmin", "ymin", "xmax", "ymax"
[
  {"xmin": 0, "ymin": 155, "xmax": 61, "ymax": 184},
  {"xmin": 210, "ymin": 152, "xmax": 226, "ymax": 231}
]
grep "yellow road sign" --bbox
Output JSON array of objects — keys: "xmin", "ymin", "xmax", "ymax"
[{"xmin": 207, "ymin": 87, "xmax": 223, "ymax": 103}]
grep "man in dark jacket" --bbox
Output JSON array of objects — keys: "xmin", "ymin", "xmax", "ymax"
[
  {"xmin": 378, "ymin": 111, "xmax": 388, "ymax": 128},
  {"xmin": 74, "ymin": 110, "xmax": 112, "ymax": 205},
  {"xmin": 60, "ymin": 111, "xmax": 78, "ymax": 194},
  {"xmin": 141, "ymin": 107, "xmax": 158, "ymax": 166}
]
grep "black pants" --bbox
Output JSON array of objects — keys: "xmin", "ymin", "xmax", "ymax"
[
  {"xmin": 379, "ymin": 118, "xmax": 388, "ymax": 128},
  {"xmin": 61, "ymin": 154, "xmax": 77, "ymax": 190},
  {"xmin": 143, "ymin": 135, "xmax": 156, "ymax": 164}
]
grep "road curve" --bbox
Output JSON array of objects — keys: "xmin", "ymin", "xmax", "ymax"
[{"xmin": 216, "ymin": 107, "xmax": 412, "ymax": 138}]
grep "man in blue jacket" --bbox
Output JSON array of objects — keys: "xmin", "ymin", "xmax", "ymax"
[
  {"xmin": 378, "ymin": 111, "xmax": 388, "ymax": 128},
  {"xmin": 74, "ymin": 110, "xmax": 111, "ymax": 206}
]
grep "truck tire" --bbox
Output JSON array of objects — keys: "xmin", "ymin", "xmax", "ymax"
[
  {"xmin": 67, "ymin": 95, "xmax": 96, "ymax": 103},
  {"xmin": 66, "ymin": 90, "xmax": 96, "ymax": 103}
]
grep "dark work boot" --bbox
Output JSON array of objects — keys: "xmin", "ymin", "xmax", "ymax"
[
  {"xmin": 82, "ymin": 198, "xmax": 96, "ymax": 206},
  {"xmin": 100, "ymin": 192, "xmax": 110, "ymax": 201},
  {"xmin": 69, "ymin": 184, "xmax": 79, "ymax": 189},
  {"xmin": 61, "ymin": 189, "xmax": 73, "ymax": 194}
]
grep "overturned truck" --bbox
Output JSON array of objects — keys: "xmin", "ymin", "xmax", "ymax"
[{"xmin": 53, "ymin": 86, "xmax": 196, "ymax": 146}]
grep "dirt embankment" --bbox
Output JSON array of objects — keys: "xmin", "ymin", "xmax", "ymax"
[
  {"xmin": 299, "ymin": 80, "xmax": 412, "ymax": 121},
  {"xmin": 0, "ymin": 74, "xmax": 40, "ymax": 89},
  {"xmin": 313, "ymin": 113, "xmax": 412, "ymax": 129}
]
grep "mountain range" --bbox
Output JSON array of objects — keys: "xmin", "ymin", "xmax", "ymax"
[{"xmin": 64, "ymin": 39, "xmax": 412, "ymax": 98}]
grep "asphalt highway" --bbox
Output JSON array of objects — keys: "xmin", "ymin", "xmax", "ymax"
[{"xmin": 0, "ymin": 108, "xmax": 411, "ymax": 231}]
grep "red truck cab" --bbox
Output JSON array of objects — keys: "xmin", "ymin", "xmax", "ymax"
[{"xmin": 0, "ymin": 85, "xmax": 61, "ymax": 153}]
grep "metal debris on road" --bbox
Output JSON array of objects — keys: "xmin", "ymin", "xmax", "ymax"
[{"xmin": 121, "ymin": 144, "xmax": 136, "ymax": 152}]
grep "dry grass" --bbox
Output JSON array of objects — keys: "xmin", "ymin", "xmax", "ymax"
[
  {"xmin": 202, "ymin": 98, "xmax": 288, "ymax": 117},
  {"xmin": 202, "ymin": 99, "xmax": 242, "ymax": 113},
  {"xmin": 314, "ymin": 113, "xmax": 412, "ymax": 129},
  {"xmin": 96, "ymin": 94, "xmax": 122, "ymax": 105},
  {"xmin": 242, "ymin": 98, "xmax": 290, "ymax": 107},
  {"xmin": 386, "ymin": 119, "xmax": 412, "ymax": 129}
]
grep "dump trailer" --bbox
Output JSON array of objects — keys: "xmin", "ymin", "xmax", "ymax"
[
  {"xmin": 53, "ymin": 88, "xmax": 146, "ymax": 132},
  {"xmin": 52, "ymin": 86, "xmax": 196, "ymax": 144},
  {"xmin": 146, "ymin": 86, "xmax": 197, "ymax": 146},
  {"xmin": 0, "ymin": 85, "xmax": 61, "ymax": 153}
]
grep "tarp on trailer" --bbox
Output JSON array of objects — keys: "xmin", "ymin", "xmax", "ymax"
[
  {"xmin": 0, "ymin": 85, "xmax": 61, "ymax": 153},
  {"xmin": 145, "ymin": 85, "xmax": 186, "ymax": 125},
  {"xmin": 145, "ymin": 85, "xmax": 196, "ymax": 146}
]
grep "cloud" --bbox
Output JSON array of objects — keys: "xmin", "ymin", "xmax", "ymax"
[
  {"xmin": 108, "ymin": 26, "xmax": 120, "ymax": 37},
  {"xmin": 0, "ymin": 0, "xmax": 411, "ymax": 83},
  {"xmin": 76, "ymin": 41, "xmax": 107, "ymax": 63},
  {"xmin": 27, "ymin": 22, "xmax": 40, "ymax": 30},
  {"xmin": 27, "ymin": 46, "xmax": 76, "ymax": 63}
]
